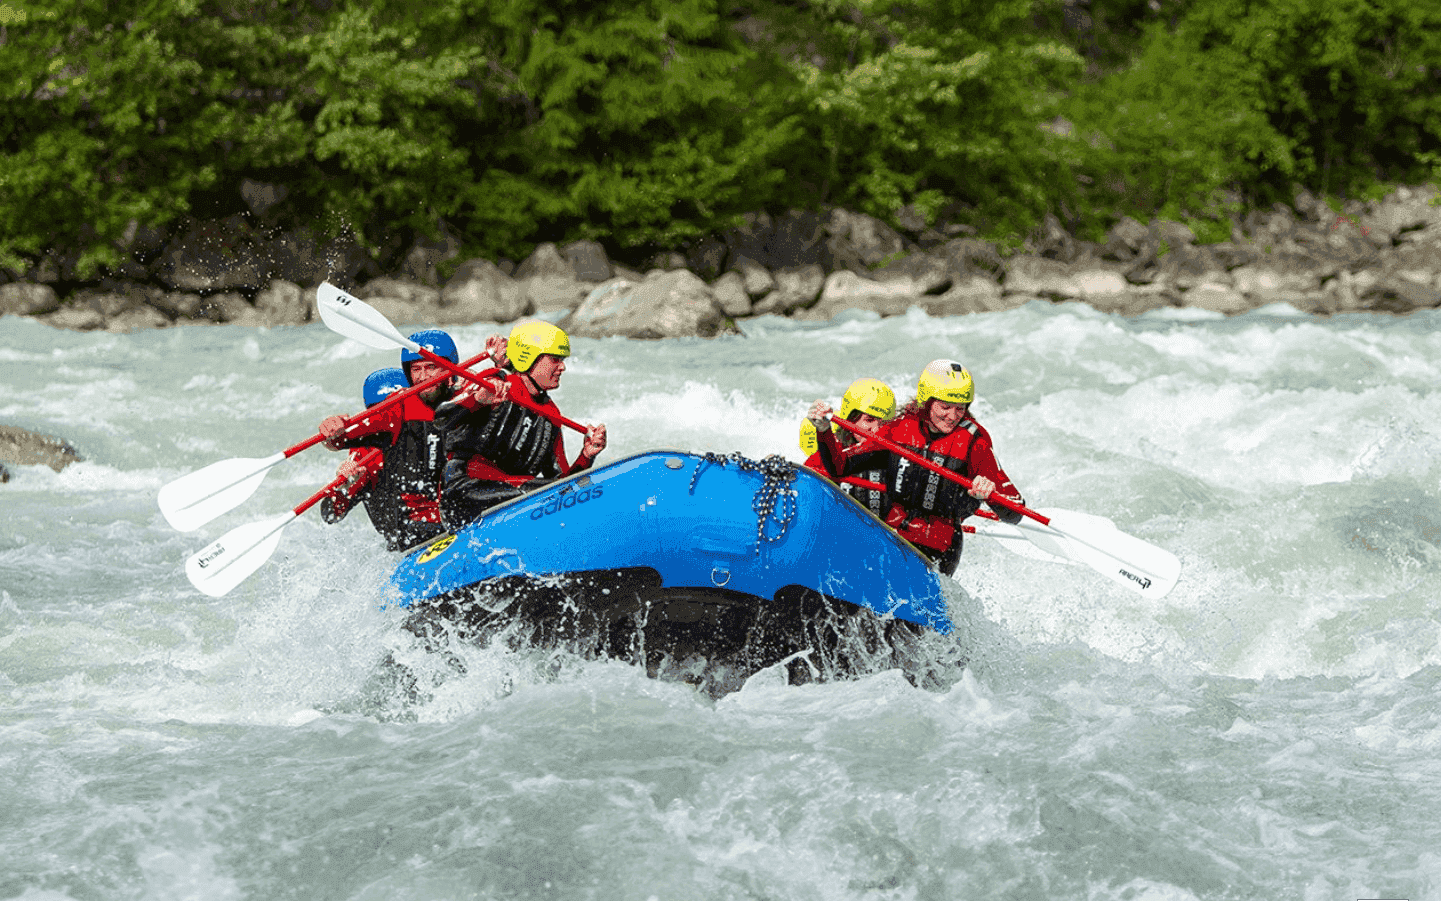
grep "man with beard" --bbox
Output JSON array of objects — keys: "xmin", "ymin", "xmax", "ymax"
[{"xmin": 316, "ymin": 330, "xmax": 460, "ymax": 551}]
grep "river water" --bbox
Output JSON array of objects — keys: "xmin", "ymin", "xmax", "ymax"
[{"xmin": 2, "ymin": 300, "xmax": 1438, "ymax": 900}]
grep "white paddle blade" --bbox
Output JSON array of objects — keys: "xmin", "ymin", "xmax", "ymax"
[
  {"xmin": 970, "ymin": 519, "xmax": 1077, "ymax": 565},
  {"xmin": 1018, "ymin": 508, "xmax": 1182, "ymax": 600},
  {"xmin": 316, "ymin": 282, "xmax": 410, "ymax": 350},
  {"xmin": 185, "ymin": 512, "xmax": 297, "ymax": 598},
  {"xmin": 158, "ymin": 452, "xmax": 286, "ymax": 532}
]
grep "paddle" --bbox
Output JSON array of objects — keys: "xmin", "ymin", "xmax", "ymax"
[
  {"xmin": 157, "ymin": 353, "xmax": 491, "ymax": 532},
  {"xmin": 964, "ymin": 512, "xmax": 1077, "ymax": 565},
  {"xmin": 316, "ymin": 282, "xmax": 589, "ymax": 434},
  {"xmin": 184, "ymin": 450, "xmax": 383, "ymax": 597},
  {"xmin": 842, "ymin": 476, "xmax": 1073, "ymax": 564},
  {"xmin": 829, "ymin": 417, "xmax": 1181, "ymax": 599}
]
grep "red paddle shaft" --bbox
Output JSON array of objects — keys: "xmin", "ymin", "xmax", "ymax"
[
  {"xmin": 286, "ymin": 353, "xmax": 496, "ymax": 459},
  {"xmin": 293, "ymin": 448, "xmax": 383, "ymax": 516}
]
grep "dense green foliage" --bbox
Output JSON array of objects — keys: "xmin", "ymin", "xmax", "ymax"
[
  {"xmin": 1060, "ymin": 0, "xmax": 1441, "ymax": 235},
  {"xmin": 1, "ymin": 0, "xmax": 1438, "ymax": 278}
]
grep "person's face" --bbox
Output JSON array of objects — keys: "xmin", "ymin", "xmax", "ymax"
[
  {"xmin": 407, "ymin": 360, "xmax": 447, "ymax": 404},
  {"xmin": 926, "ymin": 399, "xmax": 967, "ymax": 435},
  {"xmin": 853, "ymin": 412, "xmax": 885, "ymax": 435},
  {"xmin": 528, "ymin": 354, "xmax": 566, "ymax": 391}
]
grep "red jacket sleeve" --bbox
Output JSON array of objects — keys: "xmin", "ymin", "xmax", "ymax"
[{"xmin": 964, "ymin": 426, "xmax": 1024, "ymax": 522}]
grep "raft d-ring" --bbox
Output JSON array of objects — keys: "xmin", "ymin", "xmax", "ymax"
[{"xmin": 711, "ymin": 566, "xmax": 731, "ymax": 587}]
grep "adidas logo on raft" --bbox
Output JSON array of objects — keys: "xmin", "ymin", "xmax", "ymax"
[{"xmin": 529, "ymin": 485, "xmax": 604, "ymax": 520}]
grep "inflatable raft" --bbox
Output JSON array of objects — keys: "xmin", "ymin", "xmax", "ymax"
[{"xmin": 386, "ymin": 450, "xmax": 956, "ymax": 691}]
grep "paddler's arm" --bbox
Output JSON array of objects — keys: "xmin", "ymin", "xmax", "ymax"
[
  {"xmin": 318, "ymin": 406, "xmax": 402, "ymax": 451},
  {"xmin": 966, "ymin": 436, "xmax": 1024, "ymax": 525}
]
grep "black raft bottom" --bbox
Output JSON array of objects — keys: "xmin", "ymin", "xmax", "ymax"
[{"xmin": 396, "ymin": 567, "xmax": 960, "ymax": 699}]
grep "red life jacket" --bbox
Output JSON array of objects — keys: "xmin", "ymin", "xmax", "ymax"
[
  {"xmin": 816, "ymin": 409, "xmax": 1022, "ymax": 556},
  {"xmin": 873, "ymin": 411, "xmax": 1022, "ymax": 553}
]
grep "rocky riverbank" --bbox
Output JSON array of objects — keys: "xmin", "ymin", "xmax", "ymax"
[{"xmin": 3, "ymin": 186, "xmax": 1440, "ymax": 338}]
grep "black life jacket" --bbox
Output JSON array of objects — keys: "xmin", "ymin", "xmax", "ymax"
[
  {"xmin": 886, "ymin": 419, "xmax": 980, "ymax": 521},
  {"xmin": 361, "ymin": 417, "xmax": 446, "ymax": 551},
  {"xmin": 441, "ymin": 390, "xmax": 562, "ymax": 480},
  {"xmin": 840, "ymin": 466, "xmax": 888, "ymax": 517}
]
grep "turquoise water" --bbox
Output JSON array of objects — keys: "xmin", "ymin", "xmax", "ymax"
[{"xmin": 2, "ymin": 301, "xmax": 1439, "ymax": 900}]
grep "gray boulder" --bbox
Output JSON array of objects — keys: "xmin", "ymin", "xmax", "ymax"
[
  {"xmin": 825, "ymin": 209, "xmax": 907, "ymax": 271},
  {"xmin": 349, "ymin": 277, "xmax": 441, "ymax": 328},
  {"xmin": 515, "ymin": 243, "xmax": 591, "ymax": 312},
  {"xmin": 356, "ymin": 276, "xmax": 441, "ymax": 307},
  {"xmin": 752, "ymin": 264, "xmax": 825, "ymax": 316},
  {"xmin": 106, "ymin": 305, "xmax": 172, "ymax": 332},
  {"xmin": 0, "ymin": 424, "xmax": 82, "ymax": 473},
  {"xmin": 267, "ymin": 227, "xmax": 369, "ymax": 287},
  {"xmin": 1002, "ymin": 255, "xmax": 1074, "ymax": 297},
  {"xmin": 563, "ymin": 270, "xmax": 729, "ymax": 338},
  {"xmin": 252, "ymin": 279, "xmax": 312, "ymax": 326},
  {"xmin": 1182, "ymin": 282, "xmax": 1254, "ymax": 315},
  {"xmin": 71, "ymin": 283, "xmax": 157, "ymax": 319},
  {"xmin": 1082, "ymin": 286, "xmax": 1175, "ymax": 317},
  {"xmin": 710, "ymin": 271, "xmax": 752, "ymax": 317},
  {"xmin": 1359, "ymin": 274, "xmax": 1441, "ymax": 314},
  {"xmin": 1102, "ymin": 216, "xmax": 1150, "ymax": 261},
  {"xmin": 208, "ymin": 292, "xmax": 266, "ymax": 326},
  {"xmin": 919, "ymin": 276, "xmax": 1019, "ymax": 316},
  {"xmin": 732, "ymin": 256, "xmax": 776, "ymax": 298},
  {"xmin": 561, "ymin": 240, "xmax": 614, "ymax": 282},
  {"xmin": 147, "ymin": 291, "xmax": 224, "ymax": 322},
  {"xmin": 872, "ymin": 250, "xmax": 953, "ymax": 294},
  {"xmin": 39, "ymin": 305, "xmax": 107, "ymax": 331},
  {"xmin": 525, "ymin": 275, "xmax": 590, "ymax": 313},
  {"xmin": 439, "ymin": 259, "xmax": 532, "ymax": 323},
  {"xmin": 1065, "ymin": 267, "xmax": 1130, "ymax": 299},
  {"xmin": 1028, "ymin": 212, "xmax": 1078, "ymax": 262},
  {"xmin": 1152, "ymin": 219, "xmax": 1197, "ymax": 249},
  {"xmin": 685, "ymin": 236, "xmax": 730, "ymax": 281},
  {"xmin": 0, "ymin": 282, "xmax": 60, "ymax": 317},
  {"xmin": 1229, "ymin": 265, "xmax": 1322, "ymax": 305},
  {"xmin": 932, "ymin": 237, "xmax": 1003, "ymax": 278},
  {"xmin": 514, "ymin": 242, "xmax": 576, "ymax": 280},
  {"xmin": 796, "ymin": 270, "xmax": 919, "ymax": 320},
  {"xmin": 1359, "ymin": 186, "xmax": 1441, "ymax": 245}
]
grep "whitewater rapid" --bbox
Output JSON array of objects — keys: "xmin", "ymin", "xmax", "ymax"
[{"xmin": 3, "ymin": 301, "xmax": 1439, "ymax": 900}]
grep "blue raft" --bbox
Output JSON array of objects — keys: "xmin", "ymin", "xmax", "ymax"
[{"xmin": 387, "ymin": 451, "xmax": 954, "ymax": 689}]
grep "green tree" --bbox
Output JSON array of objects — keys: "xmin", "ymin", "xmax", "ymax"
[
  {"xmin": 0, "ymin": 0, "xmax": 312, "ymax": 276},
  {"xmin": 770, "ymin": 0, "xmax": 1085, "ymax": 238},
  {"xmin": 1063, "ymin": 0, "xmax": 1441, "ymax": 233}
]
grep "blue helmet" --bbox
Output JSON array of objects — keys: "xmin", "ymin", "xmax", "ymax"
[
  {"xmin": 362, "ymin": 367, "xmax": 408, "ymax": 407},
  {"xmin": 401, "ymin": 329, "xmax": 459, "ymax": 369}
]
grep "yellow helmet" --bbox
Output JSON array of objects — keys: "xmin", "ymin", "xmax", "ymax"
[
  {"xmin": 838, "ymin": 378, "xmax": 896, "ymax": 422},
  {"xmin": 507, "ymin": 320, "xmax": 571, "ymax": 373},
  {"xmin": 799, "ymin": 378, "xmax": 895, "ymax": 454},
  {"xmin": 916, "ymin": 359, "xmax": 974, "ymax": 406}
]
